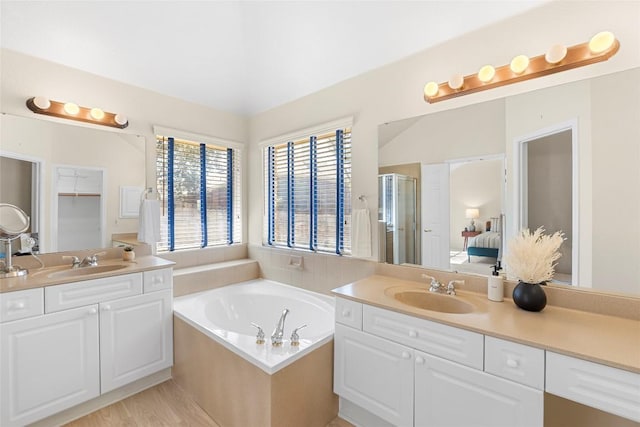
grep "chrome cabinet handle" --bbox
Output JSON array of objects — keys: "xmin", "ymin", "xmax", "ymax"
[
  {"xmin": 416, "ymin": 356, "xmax": 425, "ymax": 365},
  {"xmin": 409, "ymin": 330, "xmax": 418, "ymax": 338},
  {"xmin": 401, "ymin": 351, "xmax": 411, "ymax": 360},
  {"xmin": 88, "ymin": 307, "xmax": 98, "ymax": 315}
]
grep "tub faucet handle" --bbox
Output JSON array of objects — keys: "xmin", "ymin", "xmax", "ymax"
[
  {"xmin": 251, "ymin": 322, "xmax": 265, "ymax": 344},
  {"xmin": 290, "ymin": 324, "xmax": 307, "ymax": 346}
]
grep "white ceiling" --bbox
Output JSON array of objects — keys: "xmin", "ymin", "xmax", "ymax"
[{"xmin": 1, "ymin": 1, "xmax": 545, "ymax": 116}]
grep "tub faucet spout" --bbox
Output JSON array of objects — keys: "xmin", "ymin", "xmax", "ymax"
[{"xmin": 271, "ymin": 308, "xmax": 290, "ymax": 346}]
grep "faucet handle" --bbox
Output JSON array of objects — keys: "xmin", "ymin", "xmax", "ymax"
[
  {"xmin": 251, "ymin": 322, "xmax": 265, "ymax": 344},
  {"xmin": 62, "ymin": 255, "xmax": 80, "ymax": 268},
  {"xmin": 447, "ymin": 280, "xmax": 464, "ymax": 296},
  {"xmin": 290, "ymin": 324, "xmax": 307, "ymax": 346}
]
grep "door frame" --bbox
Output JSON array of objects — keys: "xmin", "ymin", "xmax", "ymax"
[{"xmin": 513, "ymin": 119, "xmax": 579, "ymax": 286}]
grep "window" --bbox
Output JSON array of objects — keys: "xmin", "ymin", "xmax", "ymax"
[
  {"xmin": 156, "ymin": 135, "xmax": 241, "ymax": 251},
  {"xmin": 263, "ymin": 127, "xmax": 352, "ymax": 254}
]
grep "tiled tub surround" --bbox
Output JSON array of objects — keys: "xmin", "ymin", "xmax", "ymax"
[
  {"xmin": 332, "ymin": 275, "xmax": 640, "ymax": 427},
  {"xmin": 0, "ymin": 256, "xmax": 175, "ymax": 427},
  {"xmin": 172, "ymin": 279, "xmax": 339, "ymax": 427}
]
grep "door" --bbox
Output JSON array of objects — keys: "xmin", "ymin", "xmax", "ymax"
[
  {"xmin": 421, "ymin": 163, "xmax": 450, "ymax": 269},
  {"xmin": 414, "ymin": 351, "xmax": 543, "ymax": 427},
  {"xmin": 100, "ymin": 290, "xmax": 173, "ymax": 393},
  {"xmin": 0, "ymin": 305, "xmax": 100, "ymax": 427},
  {"xmin": 334, "ymin": 324, "xmax": 414, "ymax": 427}
]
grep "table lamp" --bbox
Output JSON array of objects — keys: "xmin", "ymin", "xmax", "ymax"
[{"xmin": 466, "ymin": 208, "xmax": 480, "ymax": 232}]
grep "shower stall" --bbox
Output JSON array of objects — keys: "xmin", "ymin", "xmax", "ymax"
[{"xmin": 378, "ymin": 173, "xmax": 417, "ymax": 265}]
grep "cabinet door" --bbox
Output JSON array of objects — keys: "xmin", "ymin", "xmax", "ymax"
[
  {"xmin": 100, "ymin": 290, "xmax": 173, "ymax": 393},
  {"xmin": 334, "ymin": 323, "xmax": 414, "ymax": 427},
  {"xmin": 415, "ymin": 351, "xmax": 543, "ymax": 427},
  {"xmin": 0, "ymin": 305, "xmax": 100, "ymax": 427}
]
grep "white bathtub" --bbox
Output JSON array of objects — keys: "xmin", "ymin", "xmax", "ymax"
[{"xmin": 173, "ymin": 279, "xmax": 335, "ymax": 374}]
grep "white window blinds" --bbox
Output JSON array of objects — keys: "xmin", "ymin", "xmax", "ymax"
[
  {"xmin": 156, "ymin": 136, "xmax": 241, "ymax": 252},
  {"xmin": 264, "ymin": 128, "xmax": 352, "ymax": 254}
]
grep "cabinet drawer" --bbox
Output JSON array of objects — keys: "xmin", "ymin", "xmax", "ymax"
[
  {"xmin": 363, "ymin": 304, "xmax": 483, "ymax": 370},
  {"xmin": 45, "ymin": 273, "xmax": 143, "ymax": 312},
  {"xmin": 335, "ymin": 298, "xmax": 363, "ymax": 330},
  {"xmin": 485, "ymin": 336, "xmax": 545, "ymax": 390},
  {"xmin": 143, "ymin": 268, "xmax": 173, "ymax": 293},
  {"xmin": 546, "ymin": 352, "xmax": 640, "ymax": 422},
  {"xmin": 0, "ymin": 288, "xmax": 44, "ymax": 323}
]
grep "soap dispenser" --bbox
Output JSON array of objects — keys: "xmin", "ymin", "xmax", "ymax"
[{"xmin": 488, "ymin": 263, "xmax": 504, "ymax": 302}]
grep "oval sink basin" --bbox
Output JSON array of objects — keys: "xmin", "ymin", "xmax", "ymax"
[
  {"xmin": 48, "ymin": 264, "xmax": 128, "ymax": 279},
  {"xmin": 391, "ymin": 290, "xmax": 475, "ymax": 314}
]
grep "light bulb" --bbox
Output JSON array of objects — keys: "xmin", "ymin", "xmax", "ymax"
[
  {"xmin": 545, "ymin": 44, "xmax": 567, "ymax": 64},
  {"xmin": 477, "ymin": 65, "xmax": 495, "ymax": 83},
  {"xmin": 90, "ymin": 108, "xmax": 105, "ymax": 120},
  {"xmin": 424, "ymin": 82, "xmax": 439, "ymax": 98},
  {"xmin": 114, "ymin": 114, "xmax": 128, "ymax": 126},
  {"xmin": 589, "ymin": 31, "xmax": 615, "ymax": 54},
  {"xmin": 33, "ymin": 96, "xmax": 51, "ymax": 110},
  {"xmin": 448, "ymin": 74, "xmax": 464, "ymax": 90},
  {"xmin": 63, "ymin": 102, "xmax": 80, "ymax": 115},
  {"xmin": 510, "ymin": 55, "xmax": 530, "ymax": 74}
]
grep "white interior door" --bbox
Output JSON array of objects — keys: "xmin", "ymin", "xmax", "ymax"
[{"xmin": 421, "ymin": 163, "xmax": 450, "ymax": 269}]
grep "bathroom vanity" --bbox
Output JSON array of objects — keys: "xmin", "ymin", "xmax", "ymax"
[
  {"xmin": 0, "ymin": 257, "xmax": 174, "ymax": 427},
  {"xmin": 333, "ymin": 275, "xmax": 640, "ymax": 427}
]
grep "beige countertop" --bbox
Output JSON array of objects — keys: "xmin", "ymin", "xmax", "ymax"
[
  {"xmin": 1, "ymin": 255, "xmax": 175, "ymax": 294},
  {"xmin": 332, "ymin": 275, "xmax": 640, "ymax": 374}
]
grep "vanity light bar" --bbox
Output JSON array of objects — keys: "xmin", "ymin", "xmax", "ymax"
[
  {"xmin": 423, "ymin": 31, "xmax": 620, "ymax": 104},
  {"xmin": 26, "ymin": 97, "xmax": 129, "ymax": 129}
]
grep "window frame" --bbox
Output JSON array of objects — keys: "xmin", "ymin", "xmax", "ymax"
[
  {"xmin": 261, "ymin": 117, "xmax": 353, "ymax": 255},
  {"xmin": 154, "ymin": 126, "xmax": 243, "ymax": 252}
]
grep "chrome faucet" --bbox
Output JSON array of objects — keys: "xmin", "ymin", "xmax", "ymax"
[
  {"xmin": 271, "ymin": 308, "xmax": 290, "ymax": 346},
  {"xmin": 78, "ymin": 251, "xmax": 106, "ymax": 268}
]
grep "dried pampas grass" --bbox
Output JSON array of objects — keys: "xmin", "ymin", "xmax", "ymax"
[{"xmin": 504, "ymin": 227, "xmax": 565, "ymax": 284}]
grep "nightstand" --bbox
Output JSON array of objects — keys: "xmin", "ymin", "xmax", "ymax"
[{"xmin": 462, "ymin": 231, "xmax": 481, "ymax": 250}]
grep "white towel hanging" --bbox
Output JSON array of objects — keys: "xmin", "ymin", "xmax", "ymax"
[
  {"xmin": 352, "ymin": 208, "xmax": 372, "ymax": 258},
  {"xmin": 138, "ymin": 199, "xmax": 161, "ymax": 245}
]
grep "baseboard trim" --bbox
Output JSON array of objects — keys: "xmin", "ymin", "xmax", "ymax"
[
  {"xmin": 28, "ymin": 368, "xmax": 172, "ymax": 427},
  {"xmin": 338, "ymin": 397, "xmax": 393, "ymax": 427}
]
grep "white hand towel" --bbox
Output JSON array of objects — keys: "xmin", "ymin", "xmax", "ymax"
[
  {"xmin": 137, "ymin": 199, "xmax": 161, "ymax": 245},
  {"xmin": 352, "ymin": 208, "xmax": 372, "ymax": 258}
]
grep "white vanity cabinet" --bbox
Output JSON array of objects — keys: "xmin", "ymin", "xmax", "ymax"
[
  {"xmin": 334, "ymin": 298, "xmax": 543, "ymax": 427},
  {"xmin": 0, "ymin": 303, "xmax": 100, "ymax": 427},
  {"xmin": 100, "ymin": 289, "xmax": 173, "ymax": 393},
  {"xmin": 334, "ymin": 323, "xmax": 414, "ymax": 426},
  {"xmin": 0, "ymin": 267, "xmax": 173, "ymax": 427}
]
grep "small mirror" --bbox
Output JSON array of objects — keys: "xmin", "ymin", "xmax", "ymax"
[{"xmin": 0, "ymin": 203, "xmax": 30, "ymax": 278}]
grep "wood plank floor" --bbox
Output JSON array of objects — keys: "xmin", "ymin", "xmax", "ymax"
[{"xmin": 64, "ymin": 380, "xmax": 354, "ymax": 427}]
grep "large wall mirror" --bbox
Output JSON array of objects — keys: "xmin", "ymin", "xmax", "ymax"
[
  {"xmin": 378, "ymin": 67, "xmax": 639, "ymax": 297},
  {"xmin": 0, "ymin": 114, "xmax": 146, "ymax": 254}
]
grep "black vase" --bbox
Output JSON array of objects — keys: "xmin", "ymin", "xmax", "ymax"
[{"xmin": 512, "ymin": 281, "xmax": 547, "ymax": 312}]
